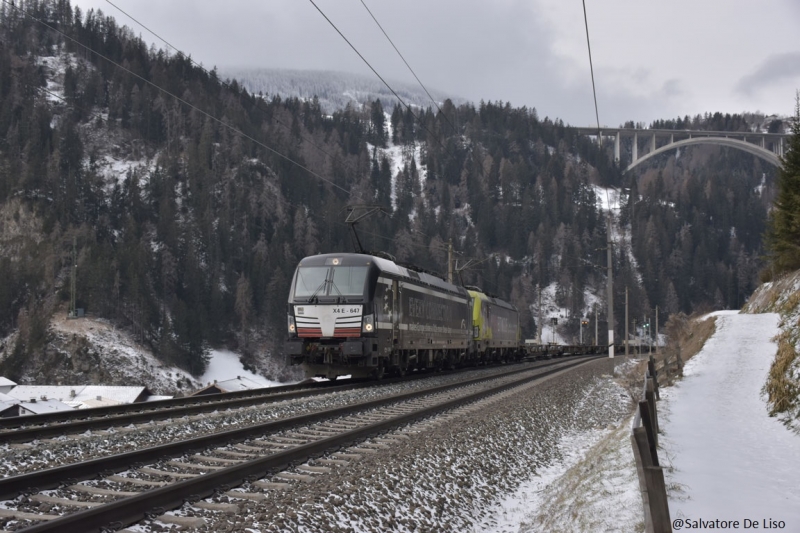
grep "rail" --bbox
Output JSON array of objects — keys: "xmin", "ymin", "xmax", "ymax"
[
  {"xmin": 3, "ymin": 357, "xmax": 599, "ymax": 532},
  {"xmin": 631, "ymin": 356, "xmax": 672, "ymax": 533}
]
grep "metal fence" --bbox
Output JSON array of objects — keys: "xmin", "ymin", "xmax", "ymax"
[{"xmin": 631, "ymin": 356, "xmax": 672, "ymax": 533}]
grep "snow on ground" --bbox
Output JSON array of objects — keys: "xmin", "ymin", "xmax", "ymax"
[
  {"xmin": 199, "ymin": 349, "xmax": 283, "ymax": 388},
  {"xmin": 592, "ymin": 185, "xmax": 622, "ymax": 212},
  {"xmin": 486, "ymin": 420, "xmax": 642, "ymax": 533},
  {"xmin": 661, "ymin": 311, "xmax": 800, "ymax": 529},
  {"xmin": 366, "ymin": 112, "xmax": 427, "ymax": 211},
  {"xmin": 51, "ymin": 313, "xmax": 201, "ymax": 393}
]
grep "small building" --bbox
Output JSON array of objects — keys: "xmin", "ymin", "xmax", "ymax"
[
  {"xmin": 7, "ymin": 385, "xmax": 158, "ymax": 405},
  {"xmin": 0, "ymin": 377, "xmax": 17, "ymax": 395},
  {"xmin": 15, "ymin": 398, "xmax": 75, "ymax": 416},
  {"xmin": 191, "ymin": 376, "xmax": 267, "ymax": 396}
]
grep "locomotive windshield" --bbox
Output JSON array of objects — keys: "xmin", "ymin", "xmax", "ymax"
[{"xmin": 294, "ymin": 266, "xmax": 368, "ymax": 298}]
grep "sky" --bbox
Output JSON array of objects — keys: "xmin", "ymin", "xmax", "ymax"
[{"xmin": 70, "ymin": 0, "xmax": 800, "ymax": 127}]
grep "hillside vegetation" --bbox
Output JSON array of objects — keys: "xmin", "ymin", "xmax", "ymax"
[{"xmin": 0, "ymin": 0, "xmax": 781, "ymax": 386}]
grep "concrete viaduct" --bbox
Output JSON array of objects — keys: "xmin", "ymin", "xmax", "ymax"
[{"xmin": 572, "ymin": 127, "xmax": 790, "ymax": 172}]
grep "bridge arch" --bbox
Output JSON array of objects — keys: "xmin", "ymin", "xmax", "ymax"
[{"xmin": 626, "ymin": 137, "xmax": 781, "ymax": 173}]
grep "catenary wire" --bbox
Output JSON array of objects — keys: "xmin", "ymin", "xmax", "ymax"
[
  {"xmin": 6, "ymin": 3, "xmax": 456, "ymax": 264},
  {"xmin": 582, "ymin": 0, "xmax": 601, "ymax": 136},
  {"xmin": 358, "ymin": 0, "xmax": 457, "ymax": 135},
  {"xmin": 1, "ymin": 0, "xmax": 353, "ymax": 199},
  {"xmin": 308, "ymin": 0, "xmax": 448, "ymax": 152},
  {"xmin": 103, "ymin": 0, "xmax": 362, "ymax": 184}
]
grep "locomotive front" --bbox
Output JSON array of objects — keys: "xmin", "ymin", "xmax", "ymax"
[{"xmin": 285, "ymin": 254, "xmax": 381, "ymax": 379}]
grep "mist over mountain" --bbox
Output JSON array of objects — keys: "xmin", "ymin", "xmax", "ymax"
[{"xmin": 221, "ymin": 67, "xmax": 465, "ymax": 113}]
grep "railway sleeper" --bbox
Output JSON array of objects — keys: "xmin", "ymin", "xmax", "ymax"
[
  {"xmin": 137, "ymin": 466, "xmax": 197, "ymax": 479},
  {"xmin": 296, "ymin": 464, "xmax": 332, "ymax": 474},
  {"xmin": 107, "ymin": 475, "xmax": 167, "ymax": 487},
  {"xmin": 166, "ymin": 460, "xmax": 223, "ymax": 471},
  {"xmin": 252, "ymin": 480, "xmax": 291, "ymax": 491},
  {"xmin": 224, "ymin": 490, "xmax": 267, "ymax": 502},
  {"xmin": 191, "ymin": 501, "xmax": 239, "ymax": 513},
  {"xmin": 274, "ymin": 472, "xmax": 316, "ymax": 483},
  {"xmin": 191, "ymin": 454, "xmax": 242, "ymax": 465},
  {"xmin": 69, "ymin": 484, "xmax": 139, "ymax": 497}
]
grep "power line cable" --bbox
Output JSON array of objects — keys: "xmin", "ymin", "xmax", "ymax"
[
  {"xmin": 103, "ymin": 0, "xmax": 358, "ymax": 180},
  {"xmin": 1, "ymin": 0, "xmax": 352, "ymax": 199},
  {"xmin": 581, "ymin": 0, "xmax": 601, "ymax": 136},
  {"xmin": 6, "ymin": 2, "xmax": 454, "ymax": 263},
  {"xmin": 308, "ymin": 0, "xmax": 448, "ymax": 151},
  {"xmin": 358, "ymin": 0, "xmax": 457, "ymax": 135}
]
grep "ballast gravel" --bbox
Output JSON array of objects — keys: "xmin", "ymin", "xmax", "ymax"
[
  {"xmin": 0, "ymin": 364, "xmax": 543, "ymax": 478},
  {"xmin": 140, "ymin": 358, "xmax": 633, "ymax": 532}
]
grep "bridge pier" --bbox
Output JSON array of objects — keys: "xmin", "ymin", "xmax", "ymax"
[
  {"xmin": 650, "ymin": 134, "xmax": 656, "ymax": 154},
  {"xmin": 633, "ymin": 132, "xmax": 638, "ymax": 163},
  {"xmin": 614, "ymin": 132, "xmax": 620, "ymax": 162}
]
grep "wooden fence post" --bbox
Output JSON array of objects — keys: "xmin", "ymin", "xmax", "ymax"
[{"xmin": 632, "ymin": 372, "xmax": 672, "ymax": 533}]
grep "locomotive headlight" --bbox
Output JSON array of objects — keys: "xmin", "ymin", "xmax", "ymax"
[
  {"xmin": 288, "ymin": 316, "xmax": 296, "ymax": 335},
  {"xmin": 362, "ymin": 314, "xmax": 375, "ymax": 334}
]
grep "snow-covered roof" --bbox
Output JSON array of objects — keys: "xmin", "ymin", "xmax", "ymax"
[
  {"xmin": 77, "ymin": 397, "xmax": 125, "ymax": 409},
  {"xmin": 7, "ymin": 385, "xmax": 151, "ymax": 404},
  {"xmin": 0, "ymin": 392, "xmax": 16, "ymax": 402},
  {"xmin": 0, "ymin": 400, "xmax": 19, "ymax": 416},
  {"xmin": 0, "ymin": 377, "xmax": 17, "ymax": 387},
  {"xmin": 144, "ymin": 395, "xmax": 174, "ymax": 402},
  {"xmin": 192, "ymin": 376, "xmax": 267, "ymax": 395},
  {"xmin": 17, "ymin": 399, "xmax": 75, "ymax": 415},
  {"xmin": 213, "ymin": 376, "xmax": 266, "ymax": 392}
]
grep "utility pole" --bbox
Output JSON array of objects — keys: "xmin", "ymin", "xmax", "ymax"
[
  {"xmin": 594, "ymin": 303, "xmax": 598, "ymax": 347},
  {"xmin": 606, "ymin": 216, "xmax": 615, "ymax": 362},
  {"xmin": 655, "ymin": 306, "xmax": 659, "ymax": 355},
  {"xmin": 625, "ymin": 287, "xmax": 629, "ymax": 359},
  {"xmin": 537, "ymin": 284, "xmax": 543, "ymax": 345},
  {"xmin": 447, "ymin": 239, "xmax": 453, "ymax": 284},
  {"xmin": 69, "ymin": 236, "xmax": 77, "ymax": 319},
  {"xmin": 633, "ymin": 318, "xmax": 637, "ymax": 355}
]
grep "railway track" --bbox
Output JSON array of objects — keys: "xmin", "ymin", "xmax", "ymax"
[
  {"xmin": 0, "ymin": 357, "xmax": 560, "ymax": 444},
  {"xmin": 0, "ymin": 355, "xmax": 599, "ymax": 532}
]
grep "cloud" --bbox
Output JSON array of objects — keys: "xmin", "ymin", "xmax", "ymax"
[{"xmin": 736, "ymin": 52, "xmax": 800, "ymax": 96}]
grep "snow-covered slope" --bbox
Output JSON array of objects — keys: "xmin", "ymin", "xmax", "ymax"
[{"xmin": 662, "ymin": 311, "xmax": 800, "ymax": 526}]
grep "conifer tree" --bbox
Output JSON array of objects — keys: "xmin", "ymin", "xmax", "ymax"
[{"xmin": 766, "ymin": 95, "xmax": 800, "ymax": 273}]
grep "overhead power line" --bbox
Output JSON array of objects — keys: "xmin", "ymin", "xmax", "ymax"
[
  {"xmin": 6, "ymin": 1, "xmax": 456, "ymax": 259},
  {"xmin": 102, "ymin": 0, "xmax": 359, "ymax": 183},
  {"xmin": 582, "ymin": 0, "xmax": 601, "ymax": 136},
  {"xmin": 358, "ymin": 0, "xmax": 457, "ymax": 135},
  {"xmin": 308, "ymin": 0, "xmax": 448, "ymax": 151},
  {"xmin": 1, "ymin": 0, "xmax": 352, "ymax": 199}
]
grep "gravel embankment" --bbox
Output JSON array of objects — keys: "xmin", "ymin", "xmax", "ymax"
[
  {"xmin": 0, "ymin": 364, "xmax": 539, "ymax": 478},
  {"xmin": 156, "ymin": 359, "xmax": 632, "ymax": 532}
]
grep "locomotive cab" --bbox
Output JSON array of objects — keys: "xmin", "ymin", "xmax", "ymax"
[{"xmin": 285, "ymin": 254, "xmax": 382, "ymax": 378}]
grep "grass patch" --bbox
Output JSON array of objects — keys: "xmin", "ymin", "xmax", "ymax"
[
  {"xmin": 765, "ymin": 330, "xmax": 799, "ymax": 417},
  {"xmin": 656, "ymin": 312, "xmax": 717, "ymax": 385}
]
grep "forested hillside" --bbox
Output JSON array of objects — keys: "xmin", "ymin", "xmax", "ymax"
[{"xmin": 0, "ymin": 0, "xmax": 779, "ymax": 384}]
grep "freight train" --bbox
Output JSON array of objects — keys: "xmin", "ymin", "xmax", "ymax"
[{"xmin": 285, "ymin": 252, "xmax": 604, "ymax": 379}]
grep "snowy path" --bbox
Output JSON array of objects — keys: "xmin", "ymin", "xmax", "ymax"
[{"xmin": 663, "ymin": 311, "xmax": 800, "ymax": 529}]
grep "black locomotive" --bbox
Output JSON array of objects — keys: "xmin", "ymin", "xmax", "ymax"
[{"xmin": 285, "ymin": 252, "xmax": 529, "ymax": 379}]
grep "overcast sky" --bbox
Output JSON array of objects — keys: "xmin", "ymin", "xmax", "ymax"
[{"xmin": 73, "ymin": 0, "xmax": 800, "ymax": 127}]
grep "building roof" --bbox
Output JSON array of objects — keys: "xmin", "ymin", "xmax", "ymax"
[
  {"xmin": 0, "ymin": 400, "xmax": 19, "ymax": 416},
  {"xmin": 0, "ymin": 377, "xmax": 17, "ymax": 387},
  {"xmin": 7, "ymin": 385, "xmax": 152, "ymax": 404},
  {"xmin": 213, "ymin": 376, "xmax": 266, "ymax": 392},
  {"xmin": 0, "ymin": 392, "xmax": 16, "ymax": 402},
  {"xmin": 192, "ymin": 376, "xmax": 266, "ymax": 395},
  {"xmin": 17, "ymin": 399, "xmax": 75, "ymax": 415}
]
